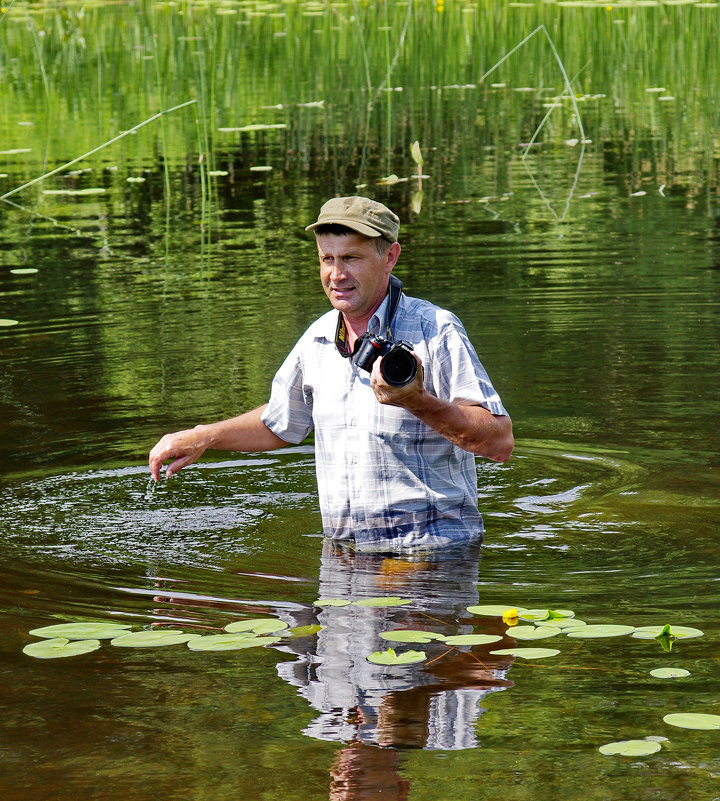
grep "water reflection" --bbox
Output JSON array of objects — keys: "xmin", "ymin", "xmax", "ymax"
[{"xmin": 276, "ymin": 541, "xmax": 514, "ymax": 798}]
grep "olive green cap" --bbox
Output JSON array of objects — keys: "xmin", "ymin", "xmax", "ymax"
[{"xmin": 305, "ymin": 196, "xmax": 400, "ymax": 242}]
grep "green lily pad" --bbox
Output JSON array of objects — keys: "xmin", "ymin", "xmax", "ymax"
[
  {"xmin": 43, "ymin": 188, "xmax": 107, "ymax": 196},
  {"xmin": 490, "ymin": 648, "xmax": 561, "ymax": 659},
  {"xmin": 444, "ymin": 634, "xmax": 502, "ymax": 646},
  {"xmin": 353, "ymin": 597, "xmax": 412, "ymax": 607},
  {"xmin": 366, "ymin": 648, "xmax": 426, "ymax": 665},
  {"xmin": 224, "ymin": 618, "xmax": 289, "ymax": 635},
  {"xmin": 650, "ymin": 667, "xmax": 690, "ymax": 679},
  {"xmin": 520, "ymin": 608, "xmax": 575, "ymax": 622},
  {"xmin": 110, "ymin": 630, "xmax": 201, "ymax": 647},
  {"xmin": 29, "ymin": 622, "xmax": 133, "ymax": 640},
  {"xmin": 187, "ymin": 634, "xmax": 281, "ymax": 651},
  {"xmin": 466, "ymin": 605, "xmax": 528, "ymax": 617},
  {"xmin": 663, "ymin": 713, "xmax": 720, "ymax": 731},
  {"xmin": 282, "ymin": 625, "xmax": 323, "ymax": 638},
  {"xmin": 380, "ymin": 630, "xmax": 446, "ymax": 644},
  {"xmin": 632, "ymin": 625, "xmax": 704, "ymax": 640},
  {"xmin": 566, "ymin": 624, "xmax": 635, "ymax": 638},
  {"xmin": 314, "ymin": 598, "xmax": 351, "ymax": 607},
  {"xmin": 23, "ymin": 637, "xmax": 101, "ymax": 659},
  {"xmin": 507, "ymin": 625, "xmax": 561, "ymax": 640},
  {"xmin": 540, "ymin": 618, "xmax": 587, "ymax": 629},
  {"xmin": 599, "ymin": 739, "xmax": 662, "ymax": 757}
]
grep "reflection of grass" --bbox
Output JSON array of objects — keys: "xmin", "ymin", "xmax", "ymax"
[{"xmin": 0, "ymin": 1, "xmax": 717, "ymax": 186}]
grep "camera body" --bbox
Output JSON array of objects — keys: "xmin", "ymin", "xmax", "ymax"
[{"xmin": 353, "ymin": 334, "xmax": 418, "ymax": 387}]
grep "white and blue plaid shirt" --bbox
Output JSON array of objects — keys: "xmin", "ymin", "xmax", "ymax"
[{"xmin": 261, "ymin": 290, "xmax": 508, "ymax": 550}]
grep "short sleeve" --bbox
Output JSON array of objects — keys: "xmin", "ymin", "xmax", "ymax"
[
  {"xmin": 261, "ymin": 342, "xmax": 315, "ymax": 444},
  {"xmin": 429, "ymin": 313, "xmax": 508, "ymax": 417}
]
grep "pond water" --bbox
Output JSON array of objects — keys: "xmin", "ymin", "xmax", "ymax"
[{"xmin": 1, "ymin": 1, "xmax": 720, "ymax": 799}]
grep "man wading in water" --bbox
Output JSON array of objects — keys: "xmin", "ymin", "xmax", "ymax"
[{"xmin": 149, "ymin": 196, "xmax": 513, "ymax": 550}]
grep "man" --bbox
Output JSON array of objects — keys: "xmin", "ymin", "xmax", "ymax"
[{"xmin": 149, "ymin": 196, "xmax": 513, "ymax": 550}]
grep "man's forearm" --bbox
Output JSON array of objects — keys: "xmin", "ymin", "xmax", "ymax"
[
  {"xmin": 405, "ymin": 394, "xmax": 514, "ymax": 462},
  {"xmin": 196, "ymin": 404, "xmax": 288, "ymax": 452},
  {"xmin": 149, "ymin": 404, "xmax": 288, "ymax": 480}
]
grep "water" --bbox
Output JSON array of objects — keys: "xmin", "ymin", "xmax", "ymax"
[{"xmin": 2, "ymin": 2, "xmax": 720, "ymax": 798}]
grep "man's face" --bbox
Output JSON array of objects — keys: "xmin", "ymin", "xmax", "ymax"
[{"xmin": 317, "ymin": 233, "xmax": 400, "ymax": 324}]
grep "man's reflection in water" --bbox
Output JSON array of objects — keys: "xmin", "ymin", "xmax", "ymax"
[{"xmin": 276, "ymin": 540, "xmax": 515, "ymax": 800}]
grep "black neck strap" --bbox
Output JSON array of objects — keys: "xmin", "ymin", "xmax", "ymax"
[{"xmin": 335, "ymin": 275, "xmax": 403, "ymax": 358}]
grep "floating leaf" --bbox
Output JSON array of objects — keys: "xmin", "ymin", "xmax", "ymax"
[
  {"xmin": 23, "ymin": 637, "xmax": 101, "ymax": 659},
  {"xmin": 218, "ymin": 123, "xmax": 287, "ymax": 132},
  {"xmin": 366, "ymin": 648, "xmax": 426, "ymax": 665},
  {"xmin": 566, "ymin": 624, "xmax": 635, "ymax": 638},
  {"xmin": 352, "ymin": 597, "xmax": 412, "ymax": 607},
  {"xmin": 10, "ymin": 268, "xmax": 38, "ymax": 275},
  {"xmin": 663, "ymin": 713, "xmax": 720, "ymax": 731},
  {"xmin": 42, "ymin": 188, "xmax": 107, "ymax": 196},
  {"xmin": 410, "ymin": 140, "xmax": 424, "ymax": 166},
  {"xmin": 507, "ymin": 625, "xmax": 560, "ymax": 640},
  {"xmin": 110, "ymin": 630, "xmax": 201, "ymax": 647},
  {"xmin": 187, "ymin": 634, "xmax": 281, "ymax": 651},
  {"xmin": 631, "ymin": 625, "xmax": 704, "ymax": 640},
  {"xmin": 599, "ymin": 739, "xmax": 662, "ymax": 757},
  {"xmin": 490, "ymin": 648, "xmax": 560, "ymax": 659},
  {"xmin": 314, "ymin": 598, "xmax": 351, "ymax": 607},
  {"xmin": 521, "ymin": 608, "xmax": 574, "ymax": 622},
  {"xmin": 467, "ymin": 605, "xmax": 528, "ymax": 617},
  {"xmin": 444, "ymin": 634, "xmax": 502, "ymax": 646},
  {"xmin": 541, "ymin": 618, "xmax": 586, "ymax": 629},
  {"xmin": 0, "ymin": 319, "xmax": 19, "ymax": 327},
  {"xmin": 29, "ymin": 622, "xmax": 133, "ymax": 640},
  {"xmin": 224, "ymin": 618, "xmax": 289, "ymax": 635},
  {"xmin": 650, "ymin": 667, "xmax": 690, "ymax": 679},
  {"xmin": 380, "ymin": 629, "xmax": 446, "ymax": 644},
  {"xmin": 282, "ymin": 624, "xmax": 323, "ymax": 638}
]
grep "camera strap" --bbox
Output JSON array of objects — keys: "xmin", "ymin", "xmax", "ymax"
[{"xmin": 335, "ymin": 275, "xmax": 403, "ymax": 358}]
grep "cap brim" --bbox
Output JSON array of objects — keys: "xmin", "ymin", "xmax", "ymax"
[{"xmin": 305, "ymin": 218, "xmax": 382, "ymax": 237}]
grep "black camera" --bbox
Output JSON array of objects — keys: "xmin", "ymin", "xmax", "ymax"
[{"xmin": 353, "ymin": 334, "xmax": 418, "ymax": 387}]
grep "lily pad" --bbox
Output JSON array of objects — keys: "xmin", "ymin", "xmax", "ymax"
[
  {"xmin": 282, "ymin": 625, "xmax": 323, "ymax": 638},
  {"xmin": 566, "ymin": 624, "xmax": 635, "ymax": 638},
  {"xmin": 598, "ymin": 739, "xmax": 662, "ymax": 757},
  {"xmin": 353, "ymin": 597, "xmax": 412, "ymax": 607},
  {"xmin": 444, "ymin": 634, "xmax": 502, "ymax": 646},
  {"xmin": 507, "ymin": 625, "xmax": 560, "ymax": 640},
  {"xmin": 380, "ymin": 630, "xmax": 446, "ymax": 644},
  {"xmin": 314, "ymin": 598, "xmax": 351, "ymax": 607},
  {"xmin": 540, "ymin": 618, "xmax": 587, "ymax": 629},
  {"xmin": 366, "ymin": 648, "xmax": 426, "ymax": 665},
  {"xmin": 110, "ymin": 630, "xmax": 201, "ymax": 647},
  {"xmin": 187, "ymin": 634, "xmax": 281, "ymax": 651},
  {"xmin": 490, "ymin": 648, "xmax": 560, "ymax": 659},
  {"xmin": 467, "ymin": 604, "xmax": 528, "ymax": 617},
  {"xmin": 663, "ymin": 713, "xmax": 720, "ymax": 731},
  {"xmin": 224, "ymin": 618, "xmax": 289, "ymax": 635},
  {"xmin": 29, "ymin": 622, "xmax": 133, "ymax": 640},
  {"xmin": 650, "ymin": 667, "xmax": 690, "ymax": 679},
  {"xmin": 520, "ymin": 608, "xmax": 574, "ymax": 622},
  {"xmin": 23, "ymin": 637, "xmax": 101, "ymax": 659},
  {"xmin": 631, "ymin": 625, "xmax": 704, "ymax": 640}
]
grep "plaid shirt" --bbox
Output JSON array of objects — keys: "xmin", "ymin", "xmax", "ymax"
[{"xmin": 261, "ymin": 291, "xmax": 508, "ymax": 550}]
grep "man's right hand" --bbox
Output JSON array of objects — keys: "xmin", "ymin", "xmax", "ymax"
[{"xmin": 148, "ymin": 426, "xmax": 208, "ymax": 481}]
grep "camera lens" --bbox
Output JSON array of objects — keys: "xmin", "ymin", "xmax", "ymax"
[{"xmin": 380, "ymin": 347, "xmax": 417, "ymax": 387}]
